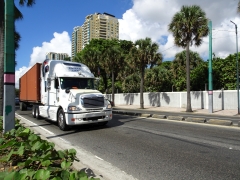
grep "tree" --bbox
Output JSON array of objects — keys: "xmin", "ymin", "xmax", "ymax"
[
  {"xmin": 122, "ymin": 73, "xmax": 140, "ymax": 93},
  {"xmin": 0, "ymin": 0, "xmax": 35, "ymax": 116},
  {"xmin": 171, "ymin": 50, "xmax": 204, "ymax": 91},
  {"xmin": 213, "ymin": 54, "xmax": 238, "ymax": 90},
  {"xmin": 128, "ymin": 37, "xmax": 162, "ymax": 109},
  {"xmin": 117, "ymin": 40, "xmax": 135, "ymax": 93},
  {"xmin": 168, "ymin": 5, "xmax": 209, "ymax": 112},
  {"xmin": 145, "ymin": 65, "xmax": 173, "ymax": 92},
  {"xmin": 102, "ymin": 42, "xmax": 122, "ymax": 105},
  {"xmin": 74, "ymin": 39, "xmax": 110, "ymax": 93},
  {"xmin": 63, "ymin": 57, "xmax": 71, "ymax": 61}
]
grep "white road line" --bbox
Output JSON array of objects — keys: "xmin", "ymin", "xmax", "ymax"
[
  {"xmin": 95, "ymin": 156, "xmax": 104, "ymax": 161},
  {"xmin": 38, "ymin": 126, "xmax": 55, "ymax": 135},
  {"xmin": 15, "ymin": 113, "xmax": 55, "ymax": 135},
  {"xmin": 58, "ymin": 137, "xmax": 71, "ymax": 144},
  {"xmin": 16, "ymin": 114, "xmax": 37, "ymax": 125}
]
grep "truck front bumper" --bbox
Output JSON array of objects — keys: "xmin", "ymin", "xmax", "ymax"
[{"xmin": 65, "ymin": 110, "xmax": 112, "ymax": 125}]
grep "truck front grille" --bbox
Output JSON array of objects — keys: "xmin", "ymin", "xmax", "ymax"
[
  {"xmin": 87, "ymin": 108, "xmax": 103, "ymax": 112},
  {"xmin": 83, "ymin": 116, "xmax": 105, "ymax": 121},
  {"xmin": 81, "ymin": 96, "xmax": 104, "ymax": 108}
]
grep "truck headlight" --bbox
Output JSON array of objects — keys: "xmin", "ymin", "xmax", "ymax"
[
  {"xmin": 107, "ymin": 103, "xmax": 112, "ymax": 109},
  {"xmin": 105, "ymin": 99, "xmax": 112, "ymax": 109},
  {"xmin": 68, "ymin": 106, "xmax": 81, "ymax": 111}
]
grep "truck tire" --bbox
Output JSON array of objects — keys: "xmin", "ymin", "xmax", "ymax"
[
  {"xmin": 20, "ymin": 102, "xmax": 23, "ymax": 111},
  {"xmin": 35, "ymin": 106, "xmax": 40, "ymax": 119},
  {"xmin": 20, "ymin": 102, "xmax": 27, "ymax": 111},
  {"xmin": 23, "ymin": 103, "xmax": 27, "ymax": 111},
  {"xmin": 57, "ymin": 109, "xmax": 69, "ymax": 131},
  {"xmin": 32, "ymin": 106, "xmax": 36, "ymax": 118}
]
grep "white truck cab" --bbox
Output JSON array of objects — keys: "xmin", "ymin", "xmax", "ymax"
[{"xmin": 31, "ymin": 59, "xmax": 112, "ymax": 130}]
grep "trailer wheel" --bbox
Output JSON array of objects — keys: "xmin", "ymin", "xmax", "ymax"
[
  {"xmin": 20, "ymin": 102, "xmax": 23, "ymax": 111},
  {"xmin": 57, "ymin": 109, "xmax": 68, "ymax": 131},
  {"xmin": 32, "ymin": 106, "xmax": 36, "ymax": 118},
  {"xmin": 20, "ymin": 102, "xmax": 27, "ymax": 111},
  {"xmin": 23, "ymin": 103, "xmax": 27, "ymax": 111}
]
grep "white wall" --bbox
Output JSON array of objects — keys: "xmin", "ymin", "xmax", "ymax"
[{"xmin": 106, "ymin": 90, "xmax": 239, "ymax": 110}]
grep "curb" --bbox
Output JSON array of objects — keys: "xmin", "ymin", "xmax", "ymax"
[
  {"xmin": 113, "ymin": 110, "xmax": 238, "ymax": 127},
  {"xmin": 152, "ymin": 114, "xmax": 167, "ymax": 119},
  {"xmin": 185, "ymin": 117, "xmax": 206, "ymax": 123},
  {"xmin": 207, "ymin": 119, "xmax": 233, "ymax": 126},
  {"xmin": 112, "ymin": 110, "xmax": 141, "ymax": 116},
  {"xmin": 167, "ymin": 116, "xmax": 184, "ymax": 121},
  {"xmin": 140, "ymin": 113, "xmax": 151, "ymax": 117}
]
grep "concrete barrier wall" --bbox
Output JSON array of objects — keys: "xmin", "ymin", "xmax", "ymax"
[{"xmin": 106, "ymin": 90, "xmax": 239, "ymax": 110}]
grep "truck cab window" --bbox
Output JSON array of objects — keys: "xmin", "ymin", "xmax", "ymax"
[{"xmin": 60, "ymin": 77, "xmax": 95, "ymax": 90}]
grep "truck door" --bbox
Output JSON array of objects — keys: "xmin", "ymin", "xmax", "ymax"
[{"xmin": 47, "ymin": 77, "xmax": 58, "ymax": 106}]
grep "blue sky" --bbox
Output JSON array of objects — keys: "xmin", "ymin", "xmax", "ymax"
[
  {"xmin": 13, "ymin": 0, "xmax": 240, "ymax": 88},
  {"xmin": 15, "ymin": 0, "xmax": 132, "ymax": 69}
]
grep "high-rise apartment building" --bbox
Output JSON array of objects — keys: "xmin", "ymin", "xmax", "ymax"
[
  {"xmin": 71, "ymin": 12, "xmax": 119, "ymax": 58},
  {"xmin": 46, "ymin": 52, "xmax": 69, "ymax": 60}
]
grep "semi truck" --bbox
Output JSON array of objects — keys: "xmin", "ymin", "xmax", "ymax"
[{"xmin": 19, "ymin": 59, "xmax": 112, "ymax": 131}]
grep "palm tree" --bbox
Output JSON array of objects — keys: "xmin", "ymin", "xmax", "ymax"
[
  {"xmin": 168, "ymin": 5, "xmax": 209, "ymax": 112},
  {"xmin": 171, "ymin": 50, "xmax": 204, "ymax": 91},
  {"xmin": 0, "ymin": 0, "xmax": 35, "ymax": 116},
  {"xmin": 102, "ymin": 43, "xmax": 122, "ymax": 105},
  {"xmin": 128, "ymin": 37, "xmax": 162, "ymax": 109}
]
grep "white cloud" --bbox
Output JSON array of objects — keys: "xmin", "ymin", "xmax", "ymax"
[
  {"xmin": 29, "ymin": 31, "xmax": 71, "ymax": 67},
  {"xmin": 15, "ymin": 31, "xmax": 71, "ymax": 88},
  {"xmin": 119, "ymin": 0, "xmax": 240, "ymax": 60},
  {"xmin": 15, "ymin": 0, "xmax": 240, "ymax": 88}
]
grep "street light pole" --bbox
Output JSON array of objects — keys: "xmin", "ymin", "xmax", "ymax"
[
  {"xmin": 3, "ymin": 0, "xmax": 15, "ymax": 133},
  {"xmin": 208, "ymin": 20, "xmax": 213, "ymax": 113},
  {"xmin": 230, "ymin": 20, "xmax": 240, "ymax": 114}
]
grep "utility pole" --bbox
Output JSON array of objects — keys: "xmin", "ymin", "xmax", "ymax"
[
  {"xmin": 230, "ymin": 20, "xmax": 240, "ymax": 114},
  {"xmin": 3, "ymin": 0, "xmax": 15, "ymax": 133},
  {"xmin": 208, "ymin": 20, "xmax": 213, "ymax": 113}
]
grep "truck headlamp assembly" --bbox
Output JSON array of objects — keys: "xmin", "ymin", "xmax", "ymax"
[
  {"xmin": 68, "ymin": 106, "xmax": 81, "ymax": 111},
  {"xmin": 105, "ymin": 99, "xmax": 112, "ymax": 109},
  {"xmin": 107, "ymin": 103, "xmax": 112, "ymax": 109}
]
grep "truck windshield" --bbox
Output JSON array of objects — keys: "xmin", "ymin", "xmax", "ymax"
[{"xmin": 59, "ymin": 77, "xmax": 95, "ymax": 90}]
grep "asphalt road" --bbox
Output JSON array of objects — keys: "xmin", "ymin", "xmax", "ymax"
[{"xmin": 16, "ymin": 108, "xmax": 240, "ymax": 180}]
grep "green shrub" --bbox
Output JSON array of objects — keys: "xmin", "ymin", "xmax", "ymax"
[{"xmin": 0, "ymin": 117, "xmax": 99, "ymax": 180}]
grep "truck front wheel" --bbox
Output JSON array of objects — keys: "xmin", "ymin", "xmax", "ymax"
[
  {"xmin": 35, "ymin": 106, "xmax": 40, "ymax": 119},
  {"xmin": 32, "ymin": 106, "xmax": 36, "ymax": 118},
  {"xmin": 57, "ymin": 109, "xmax": 69, "ymax": 131}
]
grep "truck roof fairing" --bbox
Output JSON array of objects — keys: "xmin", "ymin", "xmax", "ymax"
[{"xmin": 44, "ymin": 60, "xmax": 95, "ymax": 78}]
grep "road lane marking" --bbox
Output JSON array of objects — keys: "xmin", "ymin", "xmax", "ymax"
[
  {"xmin": 15, "ymin": 113, "xmax": 55, "ymax": 135},
  {"xmin": 95, "ymin": 156, "xmax": 104, "ymax": 161},
  {"xmin": 123, "ymin": 125, "xmax": 240, "ymax": 151}
]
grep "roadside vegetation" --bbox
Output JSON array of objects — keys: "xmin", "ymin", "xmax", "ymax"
[
  {"xmin": 73, "ymin": 39, "xmax": 240, "ymax": 107},
  {"xmin": 0, "ymin": 116, "xmax": 99, "ymax": 180}
]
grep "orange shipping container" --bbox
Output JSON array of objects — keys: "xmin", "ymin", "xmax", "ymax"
[{"xmin": 19, "ymin": 63, "xmax": 41, "ymax": 103}]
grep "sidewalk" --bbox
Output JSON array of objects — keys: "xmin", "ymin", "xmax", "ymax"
[{"xmin": 113, "ymin": 104, "xmax": 240, "ymax": 117}]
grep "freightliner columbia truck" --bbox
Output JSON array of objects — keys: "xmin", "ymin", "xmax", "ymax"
[{"xmin": 19, "ymin": 59, "xmax": 112, "ymax": 131}]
